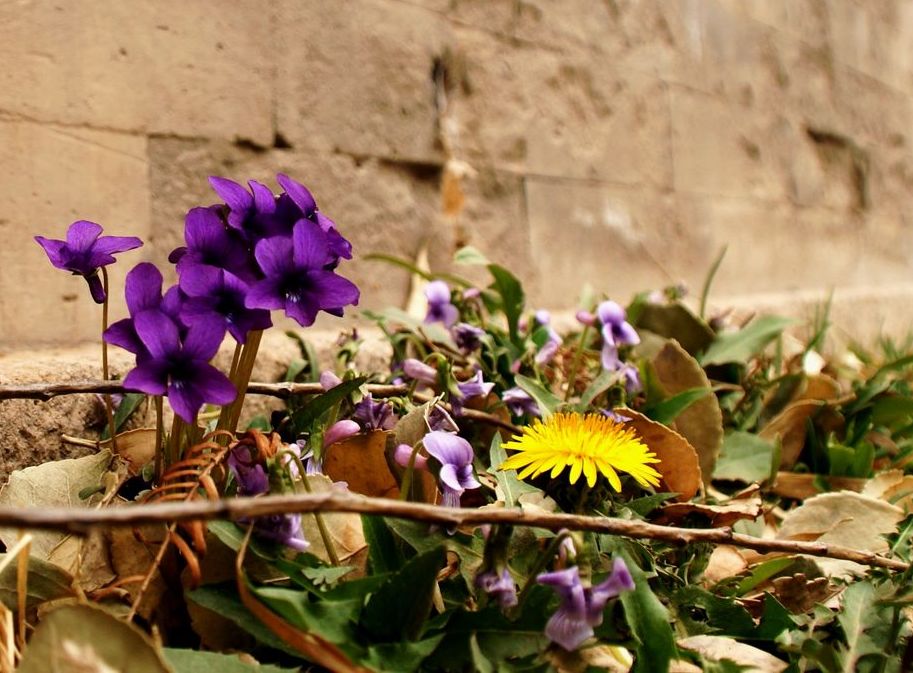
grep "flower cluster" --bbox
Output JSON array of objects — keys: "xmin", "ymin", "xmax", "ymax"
[{"xmin": 102, "ymin": 174, "xmax": 359, "ymax": 422}]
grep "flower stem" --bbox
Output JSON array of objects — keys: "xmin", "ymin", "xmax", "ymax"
[
  {"xmin": 509, "ymin": 530, "xmax": 571, "ymax": 619},
  {"xmin": 167, "ymin": 414, "xmax": 185, "ymax": 471},
  {"xmin": 291, "ymin": 455, "xmax": 341, "ymax": 567},
  {"xmin": 100, "ymin": 268, "xmax": 118, "ymax": 451},
  {"xmin": 154, "ymin": 396, "xmax": 164, "ymax": 483},
  {"xmin": 564, "ymin": 325, "xmax": 591, "ymax": 402},
  {"xmin": 217, "ymin": 330, "xmax": 263, "ymax": 435}
]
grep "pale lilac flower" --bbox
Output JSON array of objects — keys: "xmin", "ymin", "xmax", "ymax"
[
  {"xmin": 422, "ymin": 431, "xmax": 481, "ymax": 508},
  {"xmin": 537, "ymin": 559, "xmax": 635, "ymax": 651},
  {"xmin": 35, "ymin": 220, "xmax": 143, "ymax": 303},
  {"xmin": 502, "ymin": 387, "xmax": 540, "ymax": 417},
  {"xmin": 451, "ymin": 322, "xmax": 485, "ymax": 353},
  {"xmin": 323, "ymin": 419, "xmax": 360, "ymax": 447},
  {"xmin": 424, "ymin": 280, "xmax": 459, "ymax": 327},
  {"xmin": 452, "ymin": 370, "xmax": 495, "ymax": 415},
  {"xmin": 462, "ymin": 287, "xmax": 481, "ymax": 300},
  {"xmin": 253, "ymin": 513, "xmax": 309, "ymax": 552},
  {"xmin": 475, "ymin": 568, "xmax": 518, "ymax": 608},
  {"xmin": 536, "ymin": 327, "xmax": 562, "ymax": 365},
  {"xmin": 596, "ymin": 300, "xmax": 639, "ymax": 370},
  {"xmin": 352, "ymin": 394, "xmax": 395, "ymax": 431},
  {"xmin": 575, "ymin": 310, "xmax": 596, "ymax": 327},
  {"xmin": 227, "ymin": 444, "xmax": 269, "ymax": 496},
  {"xmin": 394, "ymin": 443, "xmax": 428, "ymax": 471},
  {"xmin": 402, "ymin": 358, "xmax": 438, "ymax": 386},
  {"xmin": 427, "ymin": 405, "xmax": 460, "ymax": 433},
  {"xmin": 319, "ymin": 371, "xmax": 342, "ymax": 390}
]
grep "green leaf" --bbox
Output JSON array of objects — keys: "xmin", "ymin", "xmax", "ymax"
[
  {"xmin": 101, "ymin": 392, "xmax": 146, "ymax": 440},
  {"xmin": 470, "ymin": 633, "xmax": 495, "ymax": 673},
  {"xmin": 164, "ymin": 649, "xmax": 296, "ymax": 672},
  {"xmin": 488, "ymin": 264, "xmax": 525, "ymax": 344},
  {"xmin": 700, "ymin": 316, "xmax": 795, "ymax": 366},
  {"xmin": 362, "ymin": 547, "xmax": 446, "ymax": 641},
  {"xmin": 837, "ymin": 581, "xmax": 883, "ymax": 672},
  {"xmin": 362, "ymin": 515, "xmax": 404, "ymax": 575},
  {"xmin": 385, "ymin": 519, "xmax": 490, "ymax": 587},
  {"xmin": 734, "ymin": 557, "xmax": 794, "ymax": 597},
  {"xmin": 363, "ymin": 635, "xmax": 446, "ymax": 673},
  {"xmin": 634, "ymin": 302, "xmax": 715, "ymax": 356},
  {"xmin": 714, "ymin": 432, "xmax": 777, "ymax": 483},
  {"xmin": 18, "ymin": 604, "xmax": 170, "ymax": 673},
  {"xmin": 251, "ymin": 585, "xmax": 361, "ymax": 645},
  {"xmin": 642, "ymin": 387, "xmax": 710, "ymax": 425},
  {"xmin": 488, "ymin": 434, "xmax": 539, "ymax": 508},
  {"xmin": 0, "ymin": 554, "xmax": 73, "ymax": 610},
  {"xmin": 454, "ymin": 245, "xmax": 490, "ymax": 266},
  {"xmin": 754, "ymin": 594, "xmax": 796, "ymax": 641},
  {"xmin": 289, "ymin": 376, "xmax": 366, "ymax": 433},
  {"xmin": 577, "ymin": 368, "xmax": 619, "ymax": 411},
  {"xmin": 619, "ymin": 554, "xmax": 677, "ymax": 673},
  {"xmin": 514, "ymin": 374, "xmax": 562, "ymax": 418},
  {"xmin": 364, "ymin": 253, "xmax": 472, "ymax": 288},
  {"xmin": 871, "ymin": 395, "xmax": 913, "ymax": 426},
  {"xmin": 672, "ymin": 586, "xmax": 756, "ymax": 637}
]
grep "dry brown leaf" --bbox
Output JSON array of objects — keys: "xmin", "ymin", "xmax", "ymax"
[
  {"xmin": 106, "ymin": 526, "xmax": 167, "ymax": 622},
  {"xmin": 678, "ymin": 635, "xmax": 787, "ymax": 672},
  {"xmin": 324, "ymin": 431, "xmax": 399, "ymax": 499},
  {"xmin": 771, "ymin": 472, "xmax": 867, "ymax": 500},
  {"xmin": 652, "ymin": 340, "xmax": 723, "ymax": 484},
  {"xmin": 798, "ymin": 374, "xmax": 843, "ymax": 402},
  {"xmin": 653, "ymin": 500, "xmax": 762, "ymax": 527},
  {"xmin": 99, "ymin": 428, "xmax": 157, "ymax": 476},
  {"xmin": 703, "ymin": 545, "xmax": 749, "ymax": 585},
  {"xmin": 620, "ymin": 410, "xmax": 702, "ymax": 501},
  {"xmin": 548, "ymin": 644, "xmax": 632, "ymax": 672},
  {"xmin": 769, "ymin": 573, "xmax": 833, "ymax": 613},
  {"xmin": 776, "ymin": 490, "xmax": 904, "ymax": 577},
  {"xmin": 761, "ymin": 400, "xmax": 843, "ymax": 469},
  {"xmin": 300, "ymin": 475, "xmax": 367, "ymax": 563}
]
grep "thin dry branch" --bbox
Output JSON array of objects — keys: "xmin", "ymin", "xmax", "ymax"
[{"xmin": 0, "ymin": 492, "xmax": 904, "ymax": 571}]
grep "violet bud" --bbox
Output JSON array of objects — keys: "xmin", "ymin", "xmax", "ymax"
[
  {"xmin": 402, "ymin": 358, "xmax": 438, "ymax": 386},
  {"xmin": 319, "ymin": 370, "xmax": 342, "ymax": 390},
  {"xmin": 323, "ymin": 420, "xmax": 360, "ymax": 448},
  {"xmin": 394, "ymin": 443, "xmax": 428, "ymax": 470},
  {"xmin": 575, "ymin": 310, "xmax": 596, "ymax": 327}
]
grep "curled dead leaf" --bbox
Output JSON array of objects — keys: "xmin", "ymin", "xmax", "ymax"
[
  {"xmin": 100, "ymin": 428, "xmax": 157, "ymax": 476},
  {"xmin": 678, "ymin": 635, "xmax": 787, "ymax": 672},
  {"xmin": 770, "ymin": 573, "xmax": 833, "ymax": 613},
  {"xmin": 652, "ymin": 500, "xmax": 762, "ymax": 527},
  {"xmin": 771, "ymin": 472, "xmax": 866, "ymax": 500},
  {"xmin": 651, "ymin": 340, "xmax": 723, "ymax": 484},
  {"xmin": 760, "ymin": 399, "xmax": 844, "ymax": 470},
  {"xmin": 703, "ymin": 545, "xmax": 749, "ymax": 585},
  {"xmin": 300, "ymin": 475, "xmax": 367, "ymax": 563},
  {"xmin": 618, "ymin": 410, "xmax": 702, "ymax": 501}
]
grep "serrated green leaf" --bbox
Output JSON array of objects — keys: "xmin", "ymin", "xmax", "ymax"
[
  {"xmin": 714, "ymin": 432, "xmax": 777, "ymax": 483},
  {"xmin": 514, "ymin": 374, "xmax": 562, "ymax": 418},
  {"xmin": 488, "ymin": 434, "xmax": 539, "ymax": 508},
  {"xmin": 642, "ymin": 387, "xmax": 710, "ymax": 425},
  {"xmin": 251, "ymin": 585, "xmax": 362, "ymax": 646},
  {"xmin": 837, "ymin": 581, "xmax": 883, "ymax": 672},
  {"xmin": 700, "ymin": 316, "xmax": 795, "ymax": 366},
  {"xmin": 363, "ymin": 635, "xmax": 446, "ymax": 673},
  {"xmin": 619, "ymin": 554, "xmax": 677, "ymax": 673}
]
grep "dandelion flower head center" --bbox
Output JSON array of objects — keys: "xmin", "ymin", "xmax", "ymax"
[{"xmin": 499, "ymin": 412, "xmax": 662, "ymax": 491}]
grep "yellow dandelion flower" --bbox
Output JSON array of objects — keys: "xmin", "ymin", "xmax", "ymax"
[{"xmin": 499, "ymin": 412, "xmax": 661, "ymax": 491}]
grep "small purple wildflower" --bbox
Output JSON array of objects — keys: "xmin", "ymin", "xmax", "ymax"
[
  {"xmin": 253, "ymin": 513, "xmax": 310, "ymax": 552},
  {"xmin": 536, "ymin": 327, "xmax": 562, "ymax": 365},
  {"xmin": 502, "ymin": 386, "xmax": 540, "ymax": 417},
  {"xmin": 104, "ymin": 263, "xmax": 184, "ymax": 356},
  {"xmin": 179, "ymin": 266, "xmax": 272, "ymax": 344},
  {"xmin": 209, "ymin": 176, "xmax": 282, "ymax": 242},
  {"xmin": 427, "ymin": 405, "xmax": 460, "ymax": 433},
  {"xmin": 402, "ymin": 358, "xmax": 438, "ymax": 386},
  {"xmin": 452, "ymin": 370, "xmax": 494, "ymax": 415},
  {"xmin": 227, "ymin": 444, "xmax": 269, "ymax": 496},
  {"xmin": 245, "ymin": 219, "xmax": 359, "ymax": 327},
  {"xmin": 319, "ymin": 371, "xmax": 342, "ymax": 390},
  {"xmin": 537, "ymin": 559, "xmax": 635, "ymax": 651},
  {"xmin": 276, "ymin": 173, "xmax": 352, "ymax": 262},
  {"xmin": 35, "ymin": 220, "xmax": 143, "ymax": 303},
  {"xmin": 323, "ymin": 419, "xmax": 361, "ymax": 447},
  {"xmin": 422, "ymin": 431, "xmax": 481, "ymax": 508},
  {"xmin": 168, "ymin": 206, "xmax": 255, "ymax": 282},
  {"xmin": 121, "ymin": 312, "xmax": 236, "ymax": 423},
  {"xmin": 352, "ymin": 394, "xmax": 396, "ymax": 431},
  {"xmin": 394, "ymin": 443, "xmax": 428, "ymax": 471},
  {"xmin": 476, "ymin": 568, "xmax": 518, "ymax": 608},
  {"xmin": 451, "ymin": 322, "xmax": 485, "ymax": 353},
  {"xmin": 424, "ymin": 280, "xmax": 459, "ymax": 327},
  {"xmin": 575, "ymin": 310, "xmax": 596, "ymax": 327},
  {"xmin": 596, "ymin": 300, "xmax": 640, "ymax": 370}
]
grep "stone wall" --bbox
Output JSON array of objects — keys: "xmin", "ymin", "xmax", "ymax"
[{"xmin": 2, "ymin": 0, "xmax": 913, "ymax": 351}]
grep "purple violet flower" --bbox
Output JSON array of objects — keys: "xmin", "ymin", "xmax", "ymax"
[
  {"xmin": 253, "ymin": 513, "xmax": 310, "ymax": 552},
  {"xmin": 537, "ymin": 559, "xmax": 635, "ymax": 651},
  {"xmin": 227, "ymin": 444, "xmax": 269, "ymax": 496},
  {"xmin": 476, "ymin": 568, "xmax": 518, "ymax": 608},
  {"xmin": 104, "ymin": 263, "xmax": 185, "ymax": 356},
  {"xmin": 209, "ymin": 176, "xmax": 281, "ymax": 242},
  {"xmin": 276, "ymin": 173, "xmax": 352, "ymax": 262},
  {"xmin": 427, "ymin": 405, "xmax": 460, "ymax": 433},
  {"xmin": 452, "ymin": 322, "xmax": 486, "ymax": 353},
  {"xmin": 323, "ymin": 419, "xmax": 361, "ymax": 447},
  {"xmin": 424, "ymin": 280, "xmax": 459, "ymax": 327},
  {"xmin": 35, "ymin": 220, "xmax": 143, "ymax": 303},
  {"xmin": 168, "ymin": 207, "xmax": 256, "ymax": 282},
  {"xmin": 402, "ymin": 358, "xmax": 438, "ymax": 386},
  {"xmin": 394, "ymin": 443, "xmax": 429, "ymax": 470},
  {"xmin": 502, "ymin": 386, "xmax": 540, "ymax": 417},
  {"xmin": 536, "ymin": 326, "xmax": 562, "ymax": 365},
  {"xmin": 245, "ymin": 219, "xmax": 359, "ymax": 327},
  {"xmin": 596, "ymin": 300, "xmax": 639, "ymax": 370},
  {"xmin": 353, "ymin": 394, "xmax": 396, "ymax": 431},
  {"xmin": 179, "ymin": 265, "xmax": 272, "ymax": 343},
  {"xmin": 422, "ymin": 431, "xmax": 481, "ymax": 508},
  {"xmin": 122, "ymin": 312, "xmax": 236, "ymax": 423},
  {"xmin": 452, "ymin": 370, "xmax": 494, "ymax": 415}
]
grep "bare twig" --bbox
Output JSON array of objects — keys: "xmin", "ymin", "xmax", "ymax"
[{"xmin": 0, "ymin": 492, "xmax": 904, "ymax": 571}]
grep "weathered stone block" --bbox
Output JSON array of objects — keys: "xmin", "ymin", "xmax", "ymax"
[
  {"xmin": 454, "ymin": 29, "xmax": 673, "ymax": 188},
  {"xmin": 0, "ymin": 119, "xmax": 149, "ymax": 350},
  {"xmin": 0, "ymin": 0, "xmax": 273, "ymax": 143},
  {"xmin": 275, "ymin": 0, "xmax": 449, "ymax": 162},
  {"xmin": 524, "ymin": 179, "xmax": 680, "ymax": 307}
]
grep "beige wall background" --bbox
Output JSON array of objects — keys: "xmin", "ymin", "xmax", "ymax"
[{"xmin": 2, "ymin": 0, "xmax": 913, "ymax": 351}]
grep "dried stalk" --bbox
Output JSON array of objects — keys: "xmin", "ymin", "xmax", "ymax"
[{"xmin": 0, "ymin": 492, "xmax": 903, "ymax": 571}]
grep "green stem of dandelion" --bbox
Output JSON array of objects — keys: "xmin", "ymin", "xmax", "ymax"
[
  {"xmin": 100, "ymin": 268, "xmax": 118, "ymax": 452},
  {"xmin": 509, "ymin": 530, "xmax": 572, "ymax": 619},
  {"xmin": 280, "ymin": 449, "xmax": 341, "ymax": 566},
  {"xmin": 564, "ymin": 325, "xmax": 591, "ymax": 402}
]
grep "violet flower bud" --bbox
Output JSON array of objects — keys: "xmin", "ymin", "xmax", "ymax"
[
  {"xmin": 475, "ymin": 568, "xmax": 518, "ymax": 608},
  {"xmin": 323, "ymin": 419, "xmax": 361, "ymax": 448},
  {"xmin": 402, "ymin": 358, "xmax": 438, "ymax": 386},
  {"xmin": 352, "ymin": 394, "xmax": 395, "ymax": 431},
  {"xmin": 394, "ymin": 443, "xmax": 428, "ymax": 471},
  {"xmin": 575, "ymin": 310, "xmax": 596, "ymax": 327},
  {"xmin": 319, "ymin": 370, "xmax": 342, "ymax": 390},
  {"xmin": 451, "ymin": 322, "xmax": 486, "ymax": 353}
]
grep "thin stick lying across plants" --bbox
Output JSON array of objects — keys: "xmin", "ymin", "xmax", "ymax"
[{"xmin": 0, "ymin": 491, "xmax": 904, "ymax": 571}]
